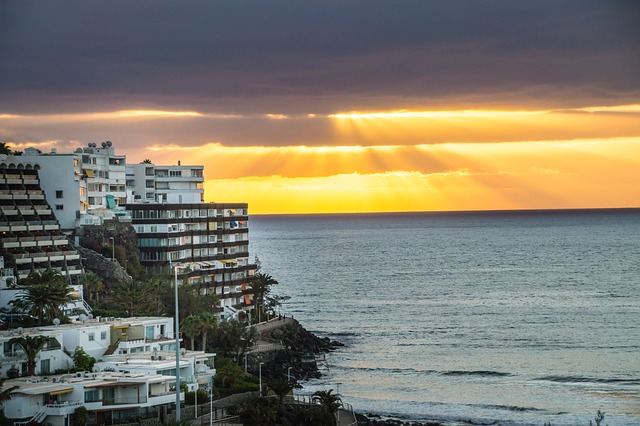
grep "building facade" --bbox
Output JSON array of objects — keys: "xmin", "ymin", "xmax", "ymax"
[
  {"xmin": 0, "ymin": 159, "xmax": 84, "ymax": 281},
  {"xmin": 126, "ymin": 162, "xmax": 204, "ymax": 204},
  {"xmin": 126, "ymin": 202, "xmax": 255, "ymax": 319}
]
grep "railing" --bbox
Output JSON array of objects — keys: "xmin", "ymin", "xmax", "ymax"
[{"xmin": 103, "ymin": 396, "xmax": 148, "ymax": 406}]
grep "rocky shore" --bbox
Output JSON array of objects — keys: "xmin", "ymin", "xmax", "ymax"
[{"xmin": 259, "ymin": 318, "xmax": 443, "ymax": 426}]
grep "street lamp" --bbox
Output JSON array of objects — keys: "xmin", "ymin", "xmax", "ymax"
[
  {"xmin": 336, "ymin": 382, "xmax": 342, "ymax": 423},
  {"xmin": 173, "ymin": 263, "xmax": 184, "ymax": 420},
  {"xmin": 259, "ymin": 362, "xmax": 264, "ymax": 396},
  {"xmin": 109, "ymin": 237, "xmax": 114, "ymax": 261},
  {"xmin": 209, "ymin": 376, "xmax": 214, "ymax": 426},
  {"xmin": 287, "ymin": 367, "xmax": 292, "ymax": 383}
]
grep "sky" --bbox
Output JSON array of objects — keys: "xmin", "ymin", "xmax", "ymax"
[{"xmin": 1, "ymin": 1, "xmax": 639, "ymax": 214}]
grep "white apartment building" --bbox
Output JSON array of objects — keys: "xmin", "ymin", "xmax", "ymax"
[
  {"xmin": 17, "ymin": 142, "xmax": 127, "ymax": 232},
  {"xmin": 0, "ymin": 327, "xmax": 72, "ymax": 378},
  {"xmin": 0, "ymin": 317, "xmax": 216, "ymax": 426},
  {"xmin": 38, "ymin": 316, "xmax": 177, "ymax": 359},
  {"xmin": 2, "ymin": 371, "xmax": 178, "ymax": 426},
  {"xmin": 126, "ymin": 161, "xmax": 204, "ymax": 204}
]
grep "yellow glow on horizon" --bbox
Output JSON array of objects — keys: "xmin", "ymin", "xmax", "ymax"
[
  {"xmin": 578, "ymin": 104, "xmax": 640, "ymax": 113},
  {"xmin": 115, "ymin": 110, "xmax": 203, "ymax": 118},
  {"xmin": 330, "ymin": 109, "xmax": 550, "ymax": 119},
  {"xmin": 177, "ymin": 137, "xmax": 640, "ymax": 214}
]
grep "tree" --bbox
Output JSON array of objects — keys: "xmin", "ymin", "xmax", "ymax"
[
  {"xmin": 13, "ymin": 269, "xmax": 74, "ymax": 325},
  {"xmin": 181, "ymin": 315, "xmax": 201, "ymax": 350},
  {"xmin": 209, "ymin": 319, "xmax": 256, "ymax": 360},
  {"xmin": 198, "ymin": 311, "xmax": 217, "ymax": 351},
  {"xmin": 0, "ymin": 142, "xmax": 12, "ymax": 155},
  {"xmin": 79, "ymin": 272, "xmax": 105, "ymax": 304},
  {"xmin": 268, "ymin": 378, "xmax": 294, "ymax": 409},
  {"xmin": 111, "ymin": 281, "xmax": 153, "ymax": 316},
  {"xmin": 141, "ymin": 159, "xmax": 152, "ymax": 164},
  {"xmin": 312, "ymin": 389, "xmax": 342, "ymax": 417},
  {"xmin": 72, "ymin": 347, "xmax": 96, "ymax": 372},
  {"xmin": 249, "ymin": 272, "xmax": 278, "ymax": 323},
  {"xmin": 234, "ymin": 394, "xmax": 277, "ymax": 426},
  {"xmin": 8, "ymin": 335, "xmax": 50, "ymax": 376}
]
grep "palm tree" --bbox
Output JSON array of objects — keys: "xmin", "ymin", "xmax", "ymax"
[
  {"xmin": 79, "ymin": 272, "xmax": 105, "ymax": 304},
  {"xmin": 181, "ymin": 315, "xmax": 201, "ymax": 350},
  {"xmin": 235, "ymin": 394, "xmax": 277, "ymax": 425},
  {"xmin": 198, "ymin": 311, "xmax": 217, "ymax": 351},
  {"xmin": 312, "ymin": 389, "xmax": 342, "ymax": 416},
  {"xmin": 0, "ymin": 142, "xmax": 12, "ymax": 155},
  {"xmin": 13, "ymin": 269, "xmax": 74, "ymax": 325},
  {"xmin": 249, "ymin": 272, "xmax": 278, "ymax": 322},
  {"xmin": 268, "ymin": 378, "xmax": 294, "ymax": 409},
  {"xmin": 8, "ymin": 335, "xmax": 50, "ymax": 376}
]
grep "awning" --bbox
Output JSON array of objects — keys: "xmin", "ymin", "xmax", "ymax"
[
  {"xmin": 84, "ymin": 169, "xmax": 95, "ymax": 178},
  {"xmin": 18, "ymin": 385, "xmax": 74, "ymax": 395},
  {"xmin": 244, "ymin": 294, "xmax": 251, "ymax": 305},
  {"xmin": 112, "ymin": 324, "xmax": 129, "ymax": 329},
  {"xmin": 81, "ymin": 200, "xmax": 90, "ymax": 207},
  {"xmin": 219, "ymin": 259, "xmax": 237, "ymax": 264},
  {"xmin": 49, "ymin": 388, "xmax": 74, "ymax": 396}
]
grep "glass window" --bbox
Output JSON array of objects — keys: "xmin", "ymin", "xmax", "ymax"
[{"xmin": 55, "ymin": 190, "xmax": 63, "ymax": 198}]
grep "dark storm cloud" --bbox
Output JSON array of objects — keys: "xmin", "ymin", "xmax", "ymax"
[{"xmin": 1, "ymin": 0, "xmax": 639, "ymax": 115}]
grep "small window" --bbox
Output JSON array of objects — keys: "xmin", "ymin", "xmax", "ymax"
[
  {"xmin": 100, "ymin": 331, "xmax": 107, "ymax": 340},
  {"xmin": 55, "ymin": 190, "xmax": 63, "ymax": 198},
  {"xmin": 88, "ymin": 332, "xmax": 95, "ymax": 342},
  {"xmin": 55, "ymin": 205, "xmax": 64, "ymax": 210}
]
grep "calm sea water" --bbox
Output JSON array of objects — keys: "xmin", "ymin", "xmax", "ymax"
[{"xmin": 249, "ymin": 209, "xmax": 640, "ymax": 426}]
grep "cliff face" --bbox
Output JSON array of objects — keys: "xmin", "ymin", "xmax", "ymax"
[{"xmin": 75, "ymin": 220, "xmax": 141, "ymax": 288}]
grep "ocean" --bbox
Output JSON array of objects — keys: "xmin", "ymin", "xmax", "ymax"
[{"xmin": 248, "ymin": 209, "xmax": 640, "ymax": 426}]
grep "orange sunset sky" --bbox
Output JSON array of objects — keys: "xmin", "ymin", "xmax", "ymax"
[{"xmin": 1, "ymin": 2, "xmax": 639, "ymax": 214}]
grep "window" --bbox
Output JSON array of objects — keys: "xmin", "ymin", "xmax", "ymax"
[
  {"xmin": 100, "ymin": 331, "xmax": 107, "ymax": 340},
  {"xmin": 40, "ymin": 359, "xmax": 50, "ymax": 374},
  {"xmin": 55, "ymin": 190, "xmax": 63, "ymax": 198},
  {"xmin": 88, "ymin": 332, "xmax": 95, "ymax": 342},
  {"xmin": 55, "ymin": 204, "xmax": 64, "ymax": 211},
  {"xmin": 169, "ymin": 170, "xmax": 182, "ymax": 177},
  {"xmin": 85, "ymin": 389, "xmax": 100, "ymax": 402}
]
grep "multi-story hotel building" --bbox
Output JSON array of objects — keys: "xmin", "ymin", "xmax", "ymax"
[
  {"xmin": 126, "ymin": 202, "xmax": 255, "ymax": 320},
  {"xmin": 0, "ymin": 157, "xmax": 84, "ymax": 281},
  {"xmin": 126, "ymin": 162, "xmax": 204, "ymax": 204}
]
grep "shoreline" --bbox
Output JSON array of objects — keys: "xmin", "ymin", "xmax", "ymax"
[{"xmin": 257, "ymin": 317, "xmax": 445, "ymax": 426}]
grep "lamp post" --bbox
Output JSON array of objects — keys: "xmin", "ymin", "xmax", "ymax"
[
  {"xmin": 109, "ymin": 237, "xmax": 114, "ymax": 261},
  {"xmin": 259, "ymin": 362, "xmax": 264, "ymax": 396},
  {"xmin": 209, "ymin": 376, "xmax": 214, "ymax": 426},
  {"xmin": 173, "ymin": 263, "xmax": 183, "ymax": 420},
  {"xmin": 287, "ymin": 367, "xmax": 292, "ymax": 383},
  {"xmin": 336, "ymin": 382, "xmax": 342, "ymax": 423}
]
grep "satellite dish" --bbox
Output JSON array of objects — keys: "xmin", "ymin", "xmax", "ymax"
[
  {"xmin": 196, "ymin": 364, "xmax": 207, "ymax": 373},
  {"xmin": 53, "ymin": 318, "xmax": 61, "ymax": 326},
  {"xmin": 87, "ymin": 314, "xmax": 94, "ymax": 320},
  {"xmin": 106, "ymin": 141, "xmax": 112, "ymax": 147},
  {"xmin": 180, "ymin": 348, "xmax": 187, "ymax": 356},
  {"xmin": 16, "ymin": 327, "xmax": 23, "ymax": 334},
  {"xmin": 78, "ymin": 314, "xmax": 87, "ymax": 323}
]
